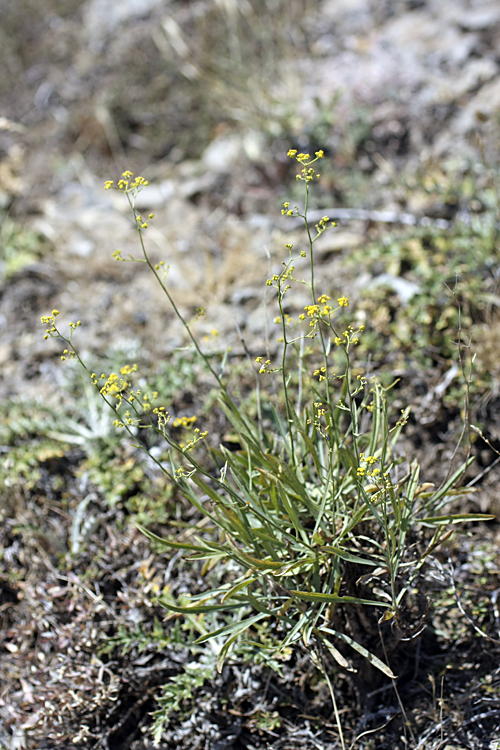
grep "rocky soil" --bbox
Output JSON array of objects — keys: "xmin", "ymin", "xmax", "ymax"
[{"xmin": 2, "ymin": 1, "xmax": 500, "ymax": 748}]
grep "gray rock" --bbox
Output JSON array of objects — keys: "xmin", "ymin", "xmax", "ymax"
[
  {"xmin": 365, "ymin": 273, "xmax": 421, "ymax": 304},
  {"xmin": 83, "ymin": 0, "xmax": 165, "ymax": 48}
]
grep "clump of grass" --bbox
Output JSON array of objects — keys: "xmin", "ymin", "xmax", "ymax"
[
  {"xmin": 40, "ymin": 154, "xmax": 493, "ymax": 747},
  {"xmin": 345, "ymin": 158, "xmax": 500, "ymax": 408},
  {"xmin": 0, "ymin": 214, "xmax": 47, "ymax": 280}
]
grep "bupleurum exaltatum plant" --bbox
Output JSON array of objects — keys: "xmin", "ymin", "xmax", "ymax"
[{"xmin": 41, "ymin": 158, "xmax": 493, "ymax": 750}]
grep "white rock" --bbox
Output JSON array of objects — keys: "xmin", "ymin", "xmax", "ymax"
[
  {"xmin": 201, "ymin": 135, "xmax": 245, "ymax": 173},
  {"xmin": 365, "ymin": 273, "xmax": 421, "ymax": 304},
  {"xmin": 83, "ymin": 0, "xmax": 165, "ymax": 47}
]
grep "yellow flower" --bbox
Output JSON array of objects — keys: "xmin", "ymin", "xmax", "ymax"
[
  {"xmin": 173, "ymin": 415, "xmax": 198, "ymax": 428},
  {"xmin": 304, "ymin": 304, "xmax": 319, "ymax": 317}
]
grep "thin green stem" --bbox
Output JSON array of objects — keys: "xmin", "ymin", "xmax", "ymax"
[
  {"xmin": 278, "ymin": 286, "xmax": 296, "ymax": 465},
  {"xmin": 128, "ymin": 194, "xmax": 222, "ymax": 389},
  {"xmin": 320, "ymin": 648, "xmax": 346, "ymax": 750}
]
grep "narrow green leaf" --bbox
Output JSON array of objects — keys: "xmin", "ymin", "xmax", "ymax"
[
  {"xmin": 174, "ymin": 473, "xmax": 219, "ymax": 521},
  {"xmin": 217, "ymin": 397, "xmax": 261, "ymax": 454},
  {"xmin": 221, "ymin": 577, "xmax": 258, "ymax": 604},
  {"xmin": 320, "ymin": 636, "xmax": 355, "ymax": 671},
  {"xmin": 189, "ymin": 473, "xmax": 227, "ymax": 508},
  {"xmin": 194, "ymin": 612, "xmax": 267, "ymax": 644},
  {"xmin": 135, "ymin": 523, "xmax": 207, "ymax": 552},
  {"xmin": 278, "ymin": 483, "xmax": 304, "ymax": 538},
  {"xmin": 280, "ymin": 610, "xmax": 315, "ymax": 649},
  {"xmin": 419, "ymin": 512, "xmax": 495, "ymax": 526},
  {"xmin": 157, "ymin": 599, "xmax": 246, "ymax": 614},
  {"xmin": 249, "ymin": 528, "xmax": 287, "ymax": 550},
  {"xmin": 263, "ymin": 453, "xmax": 316, "ymax": 515},
  {"xmin": 216, "ymin": 630, "xmax": 240, "ymax": 673},
  {"xmin": 289, "ymin": 408, "xmax": 322, "ymax": 476},
  {"xmin": 246, "ymin": 589, "xmax": 279, "ymax": 616},
  {"xmin": 275, "ymin": 557, "xmax": 319, "ymax": 576},
  {"xmin": 339, "ymin": 503, "xmax": 369, "ymax": 537},
  {"xmin": 405, "ymin": 464, "xmax": 420, "ymax": 507},
  {"xmin": 290, "ymin": 591, "xmax": 390, "ymax": 607},
  {"xmin": 318, "ymin": 627, "xmax": 396, "ymax": 679},
  {"xmin": 321, "ymin": 546, "xmax": 380, "ymax": 566},
  {"xmin": 186, "ymin": 551, "xmax": 229, "ymax": 562},
  {"xmin": 225, "ymin": 537, "xmax": 284, "ymax": 571}
]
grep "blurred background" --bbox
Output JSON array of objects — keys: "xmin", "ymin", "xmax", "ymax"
[{"xmin": 1, "ymin": 0, "xmax": 500, "ymax": 401}]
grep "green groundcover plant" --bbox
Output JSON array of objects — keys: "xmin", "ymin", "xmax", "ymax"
[{"xmin": 41, "ymin": 152, "xmax": 493, "ymax": 746}]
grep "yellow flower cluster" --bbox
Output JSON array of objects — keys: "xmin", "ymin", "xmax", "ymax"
[
  {"xmin": 61, "ymin": 346, "xmax": 78, "ymax": 362},
  {"xmin": 41, "ymin": 309, "xmax": 60, "ymax": 339},
  {"xmin": 333, "ymin": 323, "xmax": 365, "ymax": 349},
  {"xmin": 255, "ymin": 357, "xmax": 280, "ymax": 375},
  {"xmin": 287, "ymin": 149, "xmax": 324, "ymax": 161},
  {"xmin": 286, "ymin": 149, "xmax": 325, "ymax": 182},
  {"xmin": 92, "ymin": 365, "xmax": 159, "ymax": 413},
  {"xmin": 314, "ymin": 215, "xmax": 337, "ymax": 235},
  {"xmin": 315, "ymin": 403, "xmax": 327, "ymax": 419},
  {"xmin": 265, "ymin": 259, "xmax": 294, "ymax": 294},
  {"xmin": 41, "ymin": 309, "xmax": 59, "ymax": 324},
  {"xmin": 99, "ymin": 372, "xmax": 129, "ymax": 399},
  {"xmin": 306, "ymin": 402, "xmax": 332, "ymax": 437},
  {"xmin": 172, "ymin": 417, "xmax": 208, "ymax": 452},
  {"xmin": 299, "ymin": 295, "xmax": 334, "ymax": 324},
  {"xmin": 255, "ymin": 357, "xmax": 271, "ymax": 374},
  {"xmin": 313, "ymin": 366, "xmax": 327, "ymax": 382},
  {"xmin": 173, "ymin": 415, "xmax": 197, "ymax": 429},
  {"xmin": 175, "ymin": 466, "xmax": 196, "ymax": 478},
  {"xmin": 182, "ymin": 429, "xmax": 208, "ymax": 452},
  {"xmin": 274, "ymin": 314, "xmax": 294, "ymax": 326},
  {"xmin": 150, "ymin": 406, "xmax": 171, "ymax": 436},
  {"xmin": 120, "ymin": 364, "xmax": 138, "ymax": 376},
  {"xmin": 113, "ymin": 410, "xmax": 139, "ymax": 428},
  {"xmin": 396, "ymin": 409, "xmax": 409, "ymax": 428},
  {"xmin": 281, "ymin": 201, "xmax": 298, "ymax": 217},
  {"xmin": 136, "ymin": 213, "xmax": 154, "ymax": 230},
  {"xmin": 104, "ymin": 171, "xmax": 149, "ymax": 192},
  {"xmin": 357, "ymin": 454, "xmax": 380, "ymax": 479},
  {"xmin": 304, "ymin": 304, "xmax": 319, "ymax": 317},
  {"xmin": 40, "ymin": 310, "xmax": 81, "ymax": 354}
]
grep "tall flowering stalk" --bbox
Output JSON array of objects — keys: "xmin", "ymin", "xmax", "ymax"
[{"xmin": 41, "ymin": 154, "xmax": 492, "ymax": 749}]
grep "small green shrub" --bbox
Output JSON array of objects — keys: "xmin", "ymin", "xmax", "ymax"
[
  {"xmin": 0, "ymin": 214, "xmax": 47, "ymax": 280},
  {"xmin": 347, "ymin": 160, "xmax": 500, "ymax": 403},
  {"xmin": 40, "ymin": 154, "xmax": 492, "ymax": 746}
]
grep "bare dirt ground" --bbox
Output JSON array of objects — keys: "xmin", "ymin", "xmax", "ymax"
[{"xmin": 3, "ymin": 1, "xmax": 500, "ymax": 748}]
